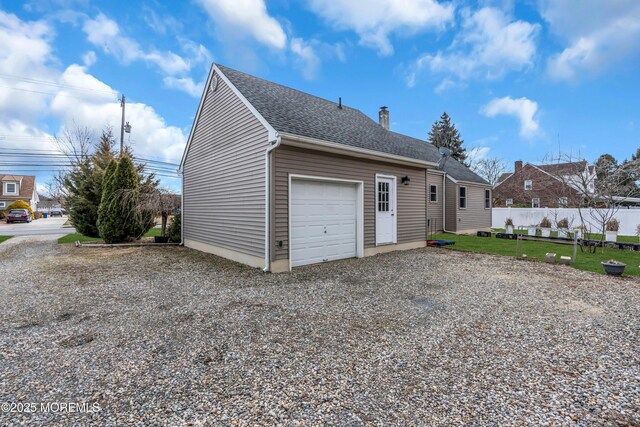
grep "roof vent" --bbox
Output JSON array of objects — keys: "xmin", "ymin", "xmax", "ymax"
[{"xmin": 338, "ymin": 97, "xmax": 342, "ymax": 109}]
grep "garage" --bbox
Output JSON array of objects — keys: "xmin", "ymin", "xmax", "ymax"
[{"xmin": 290, "ymin": 177, "xmax": 362, "ymax": 268}]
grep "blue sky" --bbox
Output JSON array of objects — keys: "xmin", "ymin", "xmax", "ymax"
[{"xmin": 0, "ymin": 0, "xmax": 639, "ymax": 192}]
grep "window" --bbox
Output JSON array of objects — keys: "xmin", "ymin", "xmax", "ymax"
[
  {"xmin": 532, "ymin": 198, "xmax": 540, "ymax": 208},
  {"xmin": 524, "ymin": 180, "xmax": 532, "ymax": 190},
  {"xmin": 4, "ymin": 182, "xmax": 17, "ymax": 195},
  {"xmin": 558, "ymin": 197, "xmax": 568, "ymax": 208},
  {"xmin": 0, "ymin": 202, "xmax": 5, "ymax": 208},
  {"xmin": 429, "ymin": 184, "xmax": 437, "ymax": 203},
  {"xmin": 506, "ymin": 198, "xmax": 513, "ymax": 206},
  {"xmin": 485, "ymin": 189, "xmax": 491, "ymax": 209},
  {"xmin": 459, "ymin": 186, "xmax": 467, "ymax": 209},
  {"xmin": 377, "ymin": 181, "xmax": 389, "ymax": 212}
]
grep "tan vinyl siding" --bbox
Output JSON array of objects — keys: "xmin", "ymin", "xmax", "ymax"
[
  {"xmin": 182, "ymin": 77, "xmax": 268, "ymax": 258},
  {"xmin": 273, "ymin": 144, "xmax": 427, "ymax": 260},
  {"xmin": 426, "ymin": 172, "xmax": 443, "ymax": 233},
  {"xmin": 445, "ymin": 179, "xmax": 457, "ymax": 231},
  {"xmin": 456, "ymin": 184, "xmax": 492, "ymax": 232}
]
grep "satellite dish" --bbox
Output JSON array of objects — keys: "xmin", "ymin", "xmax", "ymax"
[{"xmin": 438, "ymin": 147, "xmax": 450, "ymax": 158}]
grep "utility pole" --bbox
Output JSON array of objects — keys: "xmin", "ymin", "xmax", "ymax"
[{"xmin": 120, "ymin": 94, "xmax": 126, "ymax": 156}]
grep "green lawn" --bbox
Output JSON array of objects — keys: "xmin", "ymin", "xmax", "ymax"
[
  {"xmin": 58, "ymin": 227, "xmax": 165, "ymax": 244},
  {"xmin": 0, "ymin": 235, "xmax": 11, "ymax": 244},
  {"xmin": 434, "ymin": 233, "xmax": 640, "ymax": 276},
  {"xmin": 491, "ymin": 228, "xmax": 639, "ymax": 244}
]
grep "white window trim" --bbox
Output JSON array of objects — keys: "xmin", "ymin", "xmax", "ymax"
[
  {"xmin": 484, "ymin": 189, "xmax": 491, "ymax": 210},
  {"xmin": 506, "ymin": 198, "xmax": 513, "ymax": 206},
  {"xmin": 459, "ymin": 186, "xmax": 467, "ymax": 210},
  {"xmin": 524, "ymin": 179, "xmax": 532, "ymax": 190},
  {"xmin": 0, "ymin": 201, "xmax": 5, "ymax": 208},
  {"xmin": 532, "ymin": 198, "xmax": 540, "ymax": 208},
  {"xmin": 3, "ymin": 182, "xmax": 18, "ymax": 195},
  {"xmin": 375, "ymin": 174, "xmax": 397, "ymax": 246},
  {"xmin": 288, "ymin": 174, "xmax": 364, "ymax": 272},
  {"xmin": 429, "ymin": 184, "xmax": 438, "ymax": 203}
]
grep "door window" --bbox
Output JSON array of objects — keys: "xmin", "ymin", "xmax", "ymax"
[{"xmin": 377, "ymin": 181, "xmax": 389, "ymax": 212}]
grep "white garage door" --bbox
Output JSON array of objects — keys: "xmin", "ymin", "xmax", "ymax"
[{"xmin": 291, "ymin": 179, "xmax": 357, "ymax": 267}]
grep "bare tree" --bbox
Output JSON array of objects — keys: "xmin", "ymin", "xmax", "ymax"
[
  {"xmin": 471, "ymin": 156, "xmax": 507, "ymax": 186},
  {"xmin": 543, "ymin": 152, "xmax": 640, "ymax": 252}
]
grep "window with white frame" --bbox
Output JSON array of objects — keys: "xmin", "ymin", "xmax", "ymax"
[
  {"xmin": 524, "ymin": 180, "xmax": 532, "ymax": 190},
  {"xmin": 558, "ymin": 197, "xmax": 568, "ymax": 208},
  {"xmin": 532, "ymin": 198, "xmax": 540, "ymax": 208},
  {"xmin": 429, "ymin": 184, "xmax": 437, "ymax": 203},
  {"xmin": 485, "ymin": 189, "xmax": 491, "ymax": 209},
  {"xmin": 506, "ymin": 198, "xmax": 513, "ymax": 206},
  {"xmin": 4, "ymin": 182, "xmax": 18, "ymax": 195},
  {"xmin": 0, "ymin": 202, "xmax": 5, "ymax": 208},
  {"xmin": 459, "ymin": 186, "xmax": 467, "ymax": 209}
]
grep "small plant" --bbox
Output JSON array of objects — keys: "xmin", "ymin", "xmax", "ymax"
[
  {"xmin": 505, "ymin": 217, "xmax": 514, "ymax": 227},
  {"xmin": 605, "ymin": 219, "xmax": 619, "ymax": 232},
  {"xmin": 540, "ymin": 217, "xmax": 552, "ymax": 228},
  {"xmin": 557, "ymin": 218, "xmax": 569, "ymax": 228},
  {"xmin": 604, "ymin": 259, "xmax": 624, "ymax": 265}
]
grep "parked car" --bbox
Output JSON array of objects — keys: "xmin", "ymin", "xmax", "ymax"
[
  {"xmin": 6, "ymin": 209, "xmax": 32, "ymax": 223},
  {"xmin": 49, "ymin": 209, "xmax": 64, "ymax": 217}
]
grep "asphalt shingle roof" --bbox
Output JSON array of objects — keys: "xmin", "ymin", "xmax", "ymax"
[{"xmin": 217, "ymin": 64, "xmax": 489, "ymax": 185}]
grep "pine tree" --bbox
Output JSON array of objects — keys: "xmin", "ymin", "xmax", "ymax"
[
  {"xmin": 427, "ymin": 112, "xmax": 467, "ymax": 164},
  {"xmin": 97, "ymin": 156, "xmax": 149, "ymax": 243},
  {"xmin": 64, "ymin": 129, "xmax": 117, "ymax": 237}
]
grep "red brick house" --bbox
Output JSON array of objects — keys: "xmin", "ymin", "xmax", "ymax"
[{"xmin": 493, "ymin": 161, "xmax": 595, "ymax": 208}]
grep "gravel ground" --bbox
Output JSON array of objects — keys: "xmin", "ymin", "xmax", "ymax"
[{"xmin": 0, "ymin": 237, "xmax": 639, "ymax": 426}]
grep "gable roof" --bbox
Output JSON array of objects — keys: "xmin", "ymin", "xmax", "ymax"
[
  {"xmin": 536, "ymin": 161, "xmax": 587, "ymax": 176},
  {"xmin": 0, "ymin": 174, "xmax": 36, "ymax": 201},
  {"xmin": 216, "ymin": 64, "xmax": 489, "ymax": 185},
  {"xmin": 497, "ymin": 172, "xmax": 512, "ymax": 183}
]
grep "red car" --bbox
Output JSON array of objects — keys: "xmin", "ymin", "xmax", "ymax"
[{"xmin": 6, "ymin": 209, "xmax": 32, "ymax": 223}]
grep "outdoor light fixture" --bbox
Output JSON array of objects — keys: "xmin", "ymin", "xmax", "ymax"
[
  {"xmin": 402, "ymin": 176, "xmax": 410, "ymax": 185},
  {"xmin": 124, "ymin": 122, "xmax": 132, "ymax": 133}
]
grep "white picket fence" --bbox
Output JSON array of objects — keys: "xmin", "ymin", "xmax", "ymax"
[{"xmin": 492, "ymin": 207, "xmax": 640, "ymax": 236}]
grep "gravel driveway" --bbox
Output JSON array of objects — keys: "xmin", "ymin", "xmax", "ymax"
[{"xmin": 1, "ymin": 239, "xmax": 638, "ymax": 426}]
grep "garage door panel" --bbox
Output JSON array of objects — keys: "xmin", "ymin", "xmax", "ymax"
[{"xmin": 291, "ymin": 179, "xmax": 357, "ymax": 267}]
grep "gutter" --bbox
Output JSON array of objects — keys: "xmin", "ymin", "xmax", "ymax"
[
  {"xmin": 180, "ymin": 169, "xmax": 184, "ymax": 245},
  {"xmin": 263, "ymin": 133, "xmax": 282, "ymax": 272}
]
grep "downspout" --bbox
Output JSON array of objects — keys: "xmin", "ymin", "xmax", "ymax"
[
  {"xmin": 263, "ymin": 133, "xmax": 282, "ymax": 272},
  {"xmin": 442, "ymin": 172, "xmax": 453, "ymax": 233},
  {"xmin": 180, "ymin": 170, "xmax": 184, "ymax": 245}
]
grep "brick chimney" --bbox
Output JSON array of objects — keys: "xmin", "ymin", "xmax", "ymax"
[
  {"xmin": 379, "ymin": 106, "xmax": 389, "ymax": 130},
  {"xmin": 515, "ymin": 160, "xmax": 523, "ymax": 173}
]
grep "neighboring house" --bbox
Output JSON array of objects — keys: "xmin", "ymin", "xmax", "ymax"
[
  {"xmin": 0, "ymin": 175, "xmax": 39, "ymax": 211},
  {"xmin": 36, "ymin": 194, "xmax": 64, "ymax": 212},
  {"xmin": 494, "ymin": 160, "xmax": 595, "ymax": 208},
  {"xmin": 180, "ymin": 64, "xmax": 491, "ymax": 272}
]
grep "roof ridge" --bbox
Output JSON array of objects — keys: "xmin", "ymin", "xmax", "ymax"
[{"xmin": 216, "ymin": 63, "xmax": 362, "ymax": 113}]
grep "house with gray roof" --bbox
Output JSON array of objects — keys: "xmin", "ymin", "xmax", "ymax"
[{"xmin": 179, "ymin": 64, "xmax": 491, "ymax": 272}]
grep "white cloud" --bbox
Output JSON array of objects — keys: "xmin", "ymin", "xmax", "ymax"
[
  {"xmin": 290, "ymin": 38, "xmax": 321, "ymax": 80},
  {"xmin": 195, "ymin": 0, "xmax": 287, "ymax": 49},
  {"xmin": 82, "ymin": 13, "xmax": 190, "ymax": 76},
  {"xmin": 163, "ymin": 76, "xmax": 204, "ymax": 98},
  {"xmin": 481, "ymin": 96, "xmax": 540, "ymax": 138},
  {"xmin": 541, "ymin": 0, "xmax": 640, "ymax": 81},
  {"xmin": 0, "ymin": 11, "xmax": 186, "ymax": 172},
  {"xmin": 82, "ymin": 50, "xmax": 96, "ymax": 67},
  {"xmin": 406, "ymin": 7, "xmax": 539, "ymax": 87},
  {"xmin": 308, "ymin": 0, "xmax": 454, "ymax": 55},
  {"xmin": 467, "ymin": 146, "xmax": 490, "ymax": 163}
]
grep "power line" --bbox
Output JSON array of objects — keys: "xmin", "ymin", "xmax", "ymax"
[{"xmin": 0, "ymin": 73, "xmax": 116, "ymax": 95}]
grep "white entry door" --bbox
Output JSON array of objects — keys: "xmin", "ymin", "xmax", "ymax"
[
  {"xmin": 290, "ymin": 179, "xmax": 358, "ymax": 267},
  {"xmin": 376, "ymin": 175, "xmax": 397, "ymax": 245}
]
